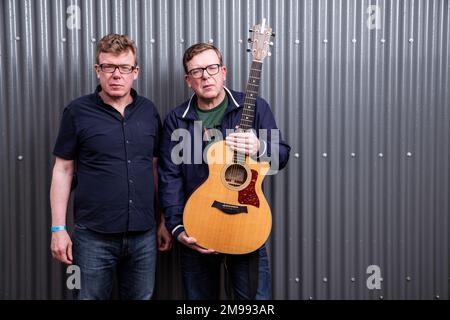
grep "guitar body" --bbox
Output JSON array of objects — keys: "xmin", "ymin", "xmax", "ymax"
[{"xmin": 183, "ymin": 140, "xmax": 272, "ymax": 254}]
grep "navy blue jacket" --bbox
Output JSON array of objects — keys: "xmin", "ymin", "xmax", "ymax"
[{"xmin": 158, "ymin": 87, "xmax": 290, "ymax": 239}]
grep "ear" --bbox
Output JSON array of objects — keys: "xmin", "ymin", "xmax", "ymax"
[
  {"xmin": 184, "ymin": 74, "xmax": 192, "ymax": 88},
  {"xmin": 94, "ymin": 65, "xmax": 100, "ymax": 78},
  {"xmin": 221, "ymin": 65, "xmax": 227, "ymax": 80},
  {"xmin": 133, "ymin": 66, "xmax": 140, "ymax": 80}
]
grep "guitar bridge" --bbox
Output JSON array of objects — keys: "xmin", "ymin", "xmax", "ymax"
[{"xmin": 211, "ymin": 201, "xmax": 248, "ymax": 215}]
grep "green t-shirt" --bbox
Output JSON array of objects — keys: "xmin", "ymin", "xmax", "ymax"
[
  {"xmin": 195, "ymin": 95, "xmax": 228, "ymax": 130},
  {"xmin": 195, "ymin": 95, "xmax": 228, "ymax": 143}
]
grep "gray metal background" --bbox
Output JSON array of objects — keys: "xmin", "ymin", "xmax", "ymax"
[{"xmin": 0, "ymin": 0, "xmax": 449, "ymax": 300}]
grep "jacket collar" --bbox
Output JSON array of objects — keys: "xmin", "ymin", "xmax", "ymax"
[{"xmin": 181, "ymin": 86, "xmax": 241, "ymax": 119}]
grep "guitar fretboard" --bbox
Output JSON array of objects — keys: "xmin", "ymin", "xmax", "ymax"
[{"xmin": 234, "ymin": 60, "xmax": 263, "ymax": 164}]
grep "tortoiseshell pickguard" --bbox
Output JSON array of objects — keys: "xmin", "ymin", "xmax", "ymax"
[{"xmin": 238, "ymin": 169, "xmax": 260, "ymax": 207}]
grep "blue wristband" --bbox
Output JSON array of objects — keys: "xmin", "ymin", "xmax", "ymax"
[{"xmin": 51, "ymin": 225, "xmax": 67, "ymax": 232}]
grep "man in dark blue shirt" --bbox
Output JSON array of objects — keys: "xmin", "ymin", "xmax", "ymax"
[{"xmin": 50, "ymin": 33, "xmax": 172, "ymax": 300}]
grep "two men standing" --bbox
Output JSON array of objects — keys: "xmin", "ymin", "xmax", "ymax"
[{"xmin": 50, "ymin": 34, "xmax": 289, "ymax": 300}]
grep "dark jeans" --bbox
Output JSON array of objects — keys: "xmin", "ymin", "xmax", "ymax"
[
  {"xmin": 71, "ymin": 224, "xmax": 156, "ymax": 300},
  {"xmin": 180, "ymin": 245, "xmax": 272, "ymax": 300}
]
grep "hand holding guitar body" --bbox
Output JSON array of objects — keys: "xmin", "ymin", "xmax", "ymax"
[{"xmin": 177, "ymin": 231, "xmax": 216, "ymax": 254}]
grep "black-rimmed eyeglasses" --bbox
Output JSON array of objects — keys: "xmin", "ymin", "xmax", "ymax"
[
  {"xmin": 187, "ymin": 64, "xmax": 221, "ymax": 79},
  {"xmin": 98, "ymin": 63, "xmax": 137, "ymax": 74}
]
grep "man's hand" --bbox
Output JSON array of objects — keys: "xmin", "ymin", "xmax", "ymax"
[
  {"xmin": 157, "ymin": 221, "xmax": 173, "ymax": 251},
  {"xmin": 225, "ymin": 130, "xmax": 260, "ymax": 156},
  {"xmin": 177, "ymin": 231, "xmax": 216, "ymax": 254},
  {"xmin": 50, "ymin": 230, "xmax": 73, "ymax": 265}
]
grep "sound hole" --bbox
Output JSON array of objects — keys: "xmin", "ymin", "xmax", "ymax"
[{"xmin": 224, "ymin": 164, "xmax": 248, "ymax": 187}]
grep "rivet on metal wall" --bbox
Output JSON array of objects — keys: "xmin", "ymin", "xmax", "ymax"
[
  {"xmin": 295, "ymin": 277, "xmax": 300, "ymax": 283},
  {"xmin": 351, "ymin": 277, "xmax": 355, "ymax": 282},
  {"xmin": 351, "ymin": 38, "xmax": 357, "ymax": 43},
  {"xmin": 406, "ymin": 276, "xmax": 411, "ymax": 281},
  {"xmin": 150, "ymin": 39, "xmax": 155, "ymax": 44},
  {"xmin": 406, "ymin": 152, "xmax": 412, "ymax": 157},
  {"xmin": 322, "ymin": 153, "xmax": 328, "ymax": 158},
  {"xmin": 180, "ymin": 39, "xmax": 184, "ymax": 43},
  {"xmin": 17, "ymin": 155, "xmax": 24, "ymax": 161},
  {"xmin": 408, "ymin": 38, "xmax": 414, "ymax": 43},
  {"xmin": 295, "ymin": 39, "xmax": 300, "ymax": 45},
  {"xmin": 323, "ymin": 39, "xmax": 328, "ymax": 43},
  {"xmin": 350, "ymin": 153, "xmax": 356, "ymax": 158},
  {"xmin": 323, "ymin": 277, "xmax": 328, "ymax": 283},
  {"xmin": 91, "ymin": 38, "xmax": 96, "ymax": 43},
  {"xmin": 435, "ymin": 295, "xmax": 440, "ymax": 300},
  {"xmin": 238, "ymin": 39, "xmax": 243, "ymax": 44},
  {"xmin": 294, "ymin": 153, "xmax": 300, "ymax": 158},
  {"xmin": 309, "ymin": 296, "xmax": 313, "ymax": 300},
  {"xmin": 378, "ymin": 153, "xmax": 384, "ymax": 158},
  {"xmin": 379, "ymin": 296, "xmax": 384, "ymax": 300},
  {"xmin": 208, "ymin": 39, "xmax": 214, "ymax": 43},
  {"xmin": 380, "ymin": 38, "xmax": 386, "ymax": 43},
  {"xmin": 15, "ymin": 36, "xmax": 21, "ymax": 41},
  {"xmin": 61, "ymin": 38, "xmax": 66, "ymax": 42}
]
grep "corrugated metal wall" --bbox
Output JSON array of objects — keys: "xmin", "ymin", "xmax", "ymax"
[{"xmin": 0, "ymin": 0, "xmax": 449, "ymax": 300}]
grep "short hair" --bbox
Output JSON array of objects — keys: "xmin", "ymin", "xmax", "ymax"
[
  {"xmin": 183, "ymin": 43, "xmax": 223, "ymax": 74},
  {"xmin": 96, "ymin": 34, "xmax": 138, "ymax": 65}
]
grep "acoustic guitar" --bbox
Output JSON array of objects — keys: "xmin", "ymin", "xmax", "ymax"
[{"xmin": 183, "ymin": 20, "xmax": 275, "ymax": 254}]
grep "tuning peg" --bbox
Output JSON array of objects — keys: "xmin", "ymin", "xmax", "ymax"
[
  {"xmin": 246, "ymin": 49, "xmax": 252, "ymax": 52},
  {"xmin": 267, "ymin": 52, "xmax": 272, "ymax": 57},
  {"xmin": 271, "ymin": 32, "xmax": 276, "ymax": 37},
  {"xmin": 247, "ymin": 38, "xmax": 252, "ymax": 43},
  {"xmin": 249, "ymin": 29, "xmax": 254, "ymax": 33},
  {"xmin": 269, "ymin": 41, "xmax": 274, "ymax": 46}
]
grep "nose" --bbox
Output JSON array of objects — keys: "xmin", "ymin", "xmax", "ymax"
[
  {"xmin": 112, "ymin": 67, "xmax": 122, "ymax": 78},
  {"xmin": 201, "ymin": 69, "xmax": 211, "ymax": 80}
]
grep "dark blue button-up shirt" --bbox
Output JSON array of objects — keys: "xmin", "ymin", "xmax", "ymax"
[{"xmin": 53, "ymin": 86, "xmax": 161, "ymax": 233}]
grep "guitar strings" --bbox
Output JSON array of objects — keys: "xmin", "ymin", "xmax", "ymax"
[{"xmin": 229, "ymin": 60, "xmax": 260, "ymax": 186}]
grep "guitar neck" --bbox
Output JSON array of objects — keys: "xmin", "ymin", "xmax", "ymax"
[
  {"xmin": 233, "ymin": 60, "xmax": 263, "ymax": 165},
  {"xmin": 239, "ymin": 60, "xmax": 263, "ymax": 130}
]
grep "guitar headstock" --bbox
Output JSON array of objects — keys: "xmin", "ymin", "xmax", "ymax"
[{"xmin": 248, "ymin": 19, "xmax": 275, "ymax": 62}]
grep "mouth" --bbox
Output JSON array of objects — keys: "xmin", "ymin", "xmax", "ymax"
[
  {"xmin": 110, "ymin": 84, "xmax": 123, "ymax": 89},
  {"xmin": 203, "ymin": 84, "xmax": 214, "ymax": 89}
]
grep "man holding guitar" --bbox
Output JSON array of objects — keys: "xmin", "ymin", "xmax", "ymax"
[{"xmin": 159, "ymin": 33, "xmax": 290, "ymax": 299}]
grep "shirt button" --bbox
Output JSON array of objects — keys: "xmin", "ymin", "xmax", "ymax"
[
  {"xmin": 123, "ymin": 122, "xmax": 127, "ymax": 126},
  {"xmin": 126, "ymin": 140, "xmax": 130, "ymax": 144},
  {"xmin": 127, "ymin": 160, "xmax": 131, "ymax": 164},
  {"xmin": 129, "ymin": 179, "xmax": 133, "ymax": 183},
  {"xmin": 129, "ymin": 200, "xmax": 133, "ymax": 204}
]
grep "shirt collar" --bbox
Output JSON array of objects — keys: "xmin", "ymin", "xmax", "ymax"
[{"xmin": 94, "ymin": 85, "xmax": 138, "ymax": 108}]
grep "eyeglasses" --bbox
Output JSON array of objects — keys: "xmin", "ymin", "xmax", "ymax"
[
  {"xmin": 98, "ymin": 63, "xmax": 136, "ymax": 74},
  {"xmin": 187, "ymin": 64, "xmax": 221, "ymax": 79}
]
